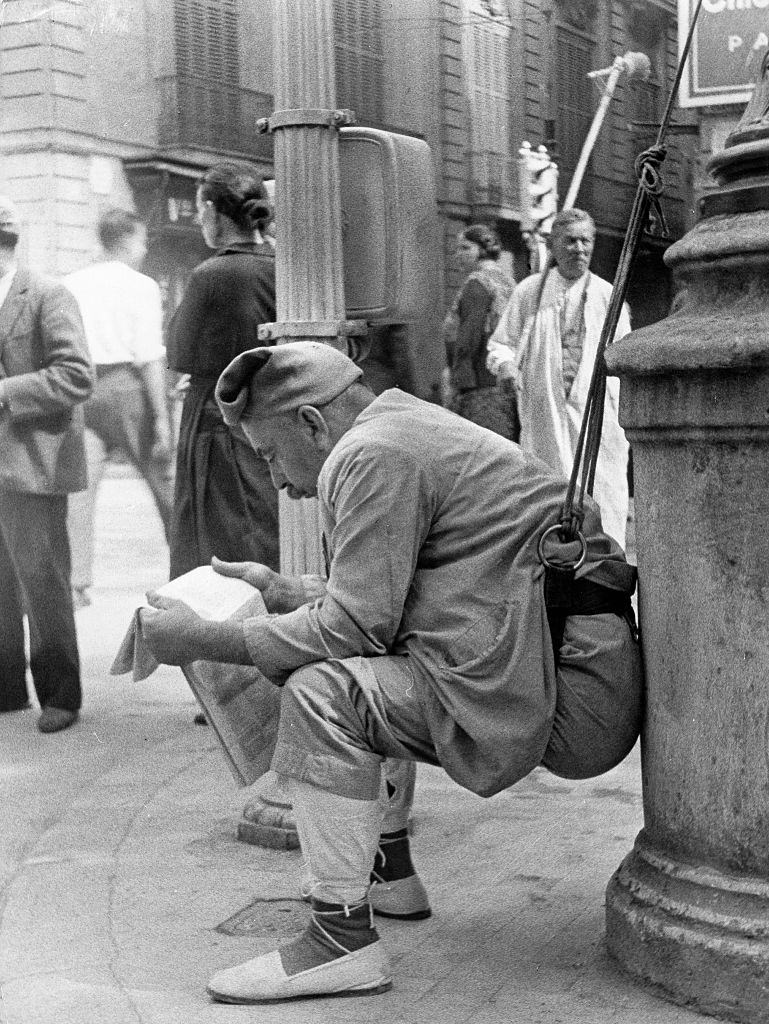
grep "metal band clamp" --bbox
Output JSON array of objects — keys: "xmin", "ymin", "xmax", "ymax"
[
  {"xmin": 257, "ymin": 319, "xmax": 369, "ymax": 342},
  {"xmin": 256, "ymin": 108, "xmax": 356, "ymax": 133}
]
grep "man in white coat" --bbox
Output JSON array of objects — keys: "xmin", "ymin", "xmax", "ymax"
[{"xmin": 486, "ymin": 209, "xmax": 631, "ymax": 546}]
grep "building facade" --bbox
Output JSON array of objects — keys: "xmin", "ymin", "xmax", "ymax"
[
  {"xmin": 0, "ymin": 0, "xmax": 699, "ymax": 391},
  {"xmin": 439, "ymin": 0, "xmax": 699, "ymax": 327}
]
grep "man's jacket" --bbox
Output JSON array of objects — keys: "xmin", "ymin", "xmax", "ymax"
[
  {"xmin": 0, "ymin": 268, "xmax": 93, "ymax": 494},
  {"xmin": 240, "ymin": 390, "xmax": 636, "ymax": 797}
]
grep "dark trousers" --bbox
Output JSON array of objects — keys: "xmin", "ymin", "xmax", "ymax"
[
  {"xmin": 68, "ymin": 364, "xmax": 173, "ymax": 590},
  {"xmin": 0, "ymin": 491, "xmax": 82, "ymax": 712}
]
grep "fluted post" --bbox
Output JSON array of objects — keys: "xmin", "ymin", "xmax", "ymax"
[
  {"xmin": 239, "ymin": 0, "xmax": 353, "ymax": 847},
  {"xmin": 269, "ymin": 0, "xmax": 348, "ymax": 574}
]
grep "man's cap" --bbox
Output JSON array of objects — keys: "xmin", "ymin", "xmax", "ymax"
[
  {"xmin": 0, "ymin": 195, "xmax": 22, "ymax": 233},
  {"xmin": 215, "ymin": 341, "xmax": 364, "ymax": 427}
]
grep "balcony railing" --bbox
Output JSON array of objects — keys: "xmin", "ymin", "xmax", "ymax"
[
  {"xmin": 467, "ymin": 149, "xmax": 517, "ymax": 210},
  {"xmin": 156, "ymin": 76, "xmax": 274, "ymax": 158}
]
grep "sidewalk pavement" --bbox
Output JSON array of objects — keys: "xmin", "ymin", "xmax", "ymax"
[{"xmin": 0, "ymin": 472, "xmax": 711, "ymax": 1024}]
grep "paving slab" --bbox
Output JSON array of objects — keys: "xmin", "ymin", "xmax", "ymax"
[
  {"xmin": 1, "ymin": 736, "xmax": 713, "ymax": 1024},
  {"xmin": 0, "ymin": 472, "xmax": 715, "ymax": 1024}
]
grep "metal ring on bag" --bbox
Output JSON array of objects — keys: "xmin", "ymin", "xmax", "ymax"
[{"xmin": 537, "ymin": 524, "xmax": 587, "ymax": 571}]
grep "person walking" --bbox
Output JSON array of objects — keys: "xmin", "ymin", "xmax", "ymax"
[
  {"xmin": 141, "ymin": 341, "xmax": 643, "ymax": 1004},
  {"xmin": 486, "ymin": 208, "xmax": 631, "ymax": 546},
  {"xmin": 166, "ymin": 160, "xmax": 278, "ymax": 580},
  {"xmin": 442, "ymin": 223, "xmax": 517, "ymax": 437},
  {"xmin": 0, "ymin": 195, "xmax": 93, "ymax": 733},
  {"xmin": 65, "ymin": 208, "xmax": 173, "ymax": 608}
]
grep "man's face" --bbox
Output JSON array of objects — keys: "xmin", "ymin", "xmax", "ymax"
[
  {"xmin": 196, "ymin": 189, "xmax": 218, "ymax": 249},
  {"xmin": 241, "ymin": 411, "xmax": 328, "ymax": 500},
  {"xmin": 455, "ymin": 234, "xmax": 480, "ymax": 273},
  {"xmin": 124, "ymin": 225, "xmax": 148, "ymax": 269},
  {"xmin": 549, "ymin": 218, "xmax": 595, "ymax": 281}
]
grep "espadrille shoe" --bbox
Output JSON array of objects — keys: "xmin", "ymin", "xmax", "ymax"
[
  {"xmin": 370, "ymin": 829, "xmax": 432, "ymax": 920},
  {"xmin": 207, "ymin": 898, "xmax": 392, "ymax": 1004},
  {"xmin": 207, "ymin": 940, "xmax": 391, "ymax": 1003},
  {"xmin": 370, "ymin": 872, "xmax": 432, "ymax": 920}
]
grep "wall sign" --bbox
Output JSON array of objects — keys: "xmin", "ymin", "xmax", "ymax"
[{"xmin": 678, "ymin": 0, "xmax": 769, "ymax": 107}]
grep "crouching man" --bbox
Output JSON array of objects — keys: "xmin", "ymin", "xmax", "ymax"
[{"xmin": 141, "ymin": 341, "xmax": 643, "ymax": 1004}]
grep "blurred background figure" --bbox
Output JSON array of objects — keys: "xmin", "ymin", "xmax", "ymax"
[
  {"xmin": 487, "ymin": 209, "xmax": 631, "ymax": 546},
  {"xmin": 166, "ymin": 160, "xmax": 278, "ymax": 581},
  {"xmin": 358, "ymin": 322, "xmax": 417, "ymax": 398},
  {"xmin": 66, "ymin": 208, "xmax": 173, "ymax": 610},
  {"xmin": 0, "ymin": 194, "xmax": 93, "ymax": 733},
  {"xmin": 442, "ymin": 223, "xmax": 517, "ymax": 438}
]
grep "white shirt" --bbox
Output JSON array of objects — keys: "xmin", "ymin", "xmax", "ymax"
[
  {"xmin": 487, "ymin": 269, "xmax": 631, "ymax": 546},
  {"xmin": 65, "ymin": 260, "xmax": 164, "ymax": 365},
  {"xmin": 0, "ymin": 264, "xmax": 17, "ymax": 310}
]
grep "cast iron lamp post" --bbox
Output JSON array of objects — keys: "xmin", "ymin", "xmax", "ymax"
[{"xmin": 237, "ymin": 0, "xmax": 357, "ymax": 849}]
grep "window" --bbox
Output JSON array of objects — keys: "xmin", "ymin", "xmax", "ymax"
[
  {"xmin": 463, "ymin": 2, "xmax": 514, "ymax": 206},
  {"xmin": 334, "ymin": 0, "xmax": 385, "ymax": 124},
  {"xmin": 553, "ymin": 26, "xmax": 594, "ymax": 192},
  {"xmin": 629, "ymin": 78, "xmax": 661, "ymax": 128},
  {"xmin": 168, "ymin": 0, "xmax": 240, "ymax": 149},
  {"xmin": 625, "ymin": 4, "xmax": 667, "ymax": 143}
]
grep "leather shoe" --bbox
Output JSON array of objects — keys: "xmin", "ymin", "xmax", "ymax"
[
  {"xmin": 370, "ymin": 872, "xmax": 432, "ymax": 920},
  {"xmin": 207, "ymin": 940, "xmax": 391, "ymax": 1003},
  {"xmin": 38, "ymin": 707, "xmax": 79, "ymax": 733}
]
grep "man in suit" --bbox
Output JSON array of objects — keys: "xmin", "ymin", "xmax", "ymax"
[{"xmin": 0, "ymin": 195, "xmax": 94, "ymax": 733}]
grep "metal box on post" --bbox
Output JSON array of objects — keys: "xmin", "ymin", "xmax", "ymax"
[{"xmin": 338, "ymin": 126, "xmax": 439, "ymax": 323}]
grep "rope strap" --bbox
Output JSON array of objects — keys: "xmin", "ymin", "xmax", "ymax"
[{"xmin": 550, "ymin": 1, "xmax": 705, "ymax": 555}]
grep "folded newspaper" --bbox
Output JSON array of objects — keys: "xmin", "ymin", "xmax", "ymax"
[{"xmin": 111, "ymin": 565, "xmax": 281, "ymax": 788}]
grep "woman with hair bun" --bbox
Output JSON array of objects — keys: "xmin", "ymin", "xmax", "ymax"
[
  {"xmin": 442, "ymin": 223, "xmax": 517, "ymax": 438},
  {"xmin": 167, "ymin": 160, "xmax": 279, "ymax": 580}
]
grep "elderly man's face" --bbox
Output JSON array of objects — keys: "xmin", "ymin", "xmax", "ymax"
[
  {"xmin": 549, "ymin": 218, "xmax": 595, "ymax": 281},
  {"xmin": 241, "ymin": 411, "xmax": 329, "ymax": 500}
]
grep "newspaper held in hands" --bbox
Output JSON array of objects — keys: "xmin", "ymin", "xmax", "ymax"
[
  {"xmin": 140, "ymin": 564, "xmax": 262, "ymax": 621},
  {"xmin": 111, "ymin": 565, "xmax": 281, "ymax": 788}
]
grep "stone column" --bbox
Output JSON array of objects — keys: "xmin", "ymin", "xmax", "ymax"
[{"xmin": 604, "ymin": 56, "xmax": 769, "ymax": 1022}]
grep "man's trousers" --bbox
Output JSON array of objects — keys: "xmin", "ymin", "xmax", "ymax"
[
  {"xmin": 68, "ymin": 364, "xmax": 173, "ymax": 590},
  {"xmin": 270, "ymin": 612, "xmax": 643, "ymax": 801},
  {"xmin": 0, "ymin": 491, "xmax": 82, "ymax": 712}
]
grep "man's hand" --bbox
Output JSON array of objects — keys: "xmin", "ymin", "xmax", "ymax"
[
  {"xmin": 212, "ymin": 557, "xmax": 307, "ymax": 613},
  {"xmin": 140, "ymin": 593, "xmax": 206, "ymax": 665},
  {"xmin": 486, "ymin": 344, "xmax": 517, "ymax": 381}
]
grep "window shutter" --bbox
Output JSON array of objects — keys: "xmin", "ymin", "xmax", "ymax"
[
  {"xmin": 630, "ymin": 79, "xmax": 661, "ymax": 126},
  {"xmin": 333, "ymin": 0, "xmax": 384, "ymax": 124},
  {"xmin": 554, "ymin": 27, "xmax": 593, "ymax": 187},
  {"xmin": 172, "ymin": 0, "xmax": 240, "ymax": 149},
  {"xmin": 464, "ymin": 4, "xmax": 514, "ymax": 205}
]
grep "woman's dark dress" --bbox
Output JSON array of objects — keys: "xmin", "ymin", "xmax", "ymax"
[
  {"xmin": 167, "ymin": 243, "xmax": 279, "ymax": 578},
  {"xmin": 443, "ymin": 263, "xmax": 518, "ymax": 439}
]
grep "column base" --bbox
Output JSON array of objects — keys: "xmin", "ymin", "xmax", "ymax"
[
  {"xmin": 606, "ymin": 832, "xmax": 769, "ymax": 1023},
  {"xmin": 237, "ymin": 771, "xmax": 299, "ymax": 850}
]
